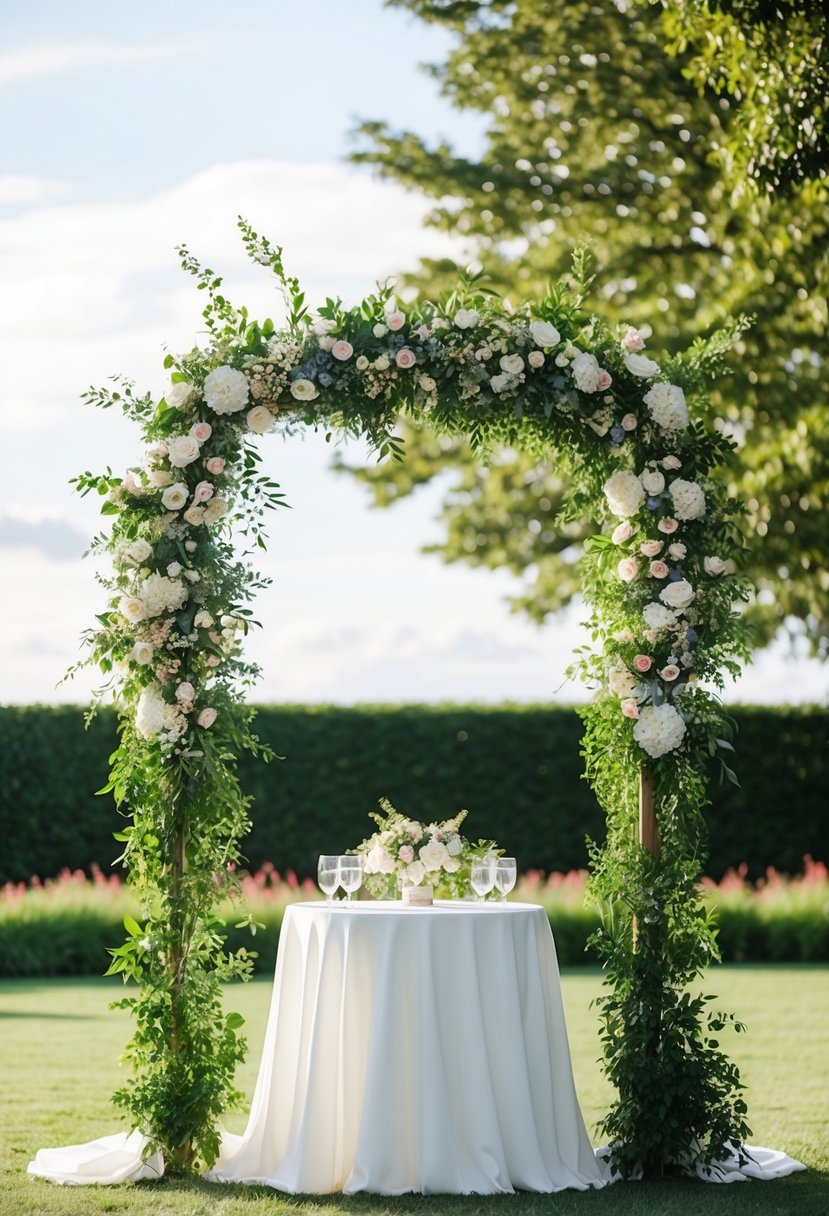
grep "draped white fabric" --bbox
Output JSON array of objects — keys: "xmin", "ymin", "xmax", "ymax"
[
  {"xmin": 27, "ymin": 900, "xmax": 806, "ymax": 1193},
  {"xmin": 208, "ymin": 901, "xmax": 608, "ymax": 1194}
]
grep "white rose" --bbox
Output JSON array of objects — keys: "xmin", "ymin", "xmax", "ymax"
[
  {"xmin": 119, "ymin": 596, "xmax": 145, "ymax": 624},
  {"xmin": 166, "ymin": 561, "xmax": 182, "ymax": 577},
  {"xmin": 633, "ymin": 702, "xmax": 687, "ymax": 758},
  {"xmin": 290, "ymin": 378, "xmax": 319, "ymax": 401},
  {"xmin": 165, "ymin": 381, "xmax": 194, "ymax": 409},
  {"xmin": 372, "ymin": 323, "xmax": 388, "ymax": 338},
  {"xmin": 490, "ymin": 373, "xmax": 511, "ymax": 393},
  {"xmin": 318, "ymin": 335, "xmax": 335, "ymax": 351},
  {"xmin": 203, "ymin": 497, "xmax": 228, "ymax": 524},
  {"xmin": 624, "ymin": 351, "xmax": 660, "ymax": 378},
  {"xmin": 419, "ymin": 374, "xmax": 437, "ymax": 392},
  {"xmin": 312, "ymin": 317, "xmax": 336, "ymax": 335},
  {"xmin": 604, "ymin": 470, "xmax": 646, "ymax": 518},
  {"xmin": 148, "ymin": 469, "xmax": 173, "ymax": 488},
  {"xmin": 203, "ymin": 365, "xmax": 249, "ymax": 415},
  {"xmin": 125, "ymin": 539, "xmax": 152, "ymax": 564},
  {"xmin": 608, "ymin": 662, "xmax": 636, "ymax": 699},
  {"xmin": 643, "ymin": 382, "xmax": 689, "ymax": 432},
  {"xmin": 528, "ymin": 350, "xmax": 545, "ymax": 368},
  {"xmin": 704, "ymin": 555, "xmax": 728, "ymax": 576},
  {"xmin": 167, "ymin": 435, "xmax": 201, "ymax": 468},
  {"xmin": 660, "ymin": 579, "xmax": 695, "ymax": 610},
  {"xmin": 643, "ymin": 602, "xmax": 677, "ymax": 630},
  {"xmin": 406, "ymin": 859, "xmax": 427, "ymax": 885},
  {"xmin": 356, "ymin": 355, "xmax": 370, "ymax": 371},
  {"xmin": 135, "ymin": 683, "xmax": 181, "ymax": 741},
  {"xmin": 670, "ymin": 479, "xmax": 706, "ymax": 521},
  {"xmin": 446, "ymin": 835, "xmax": 463, "ymax": 856},
  {"xmin": 530, "ymin": 319, "xmax": 560, "ymax": 347},
  {"xmin": 640, "ymin": 469, "xmax": 666, "ymax": 495},
  {"xmin": 374, "ymin": 356, "xmax": 390, "ymax": 372},
  {"xmin": 365, "ymin": 845, "xmax": 395, "ymax": 875},
  {"xmin": 161, "ymin": 482, "xmax": 188, "ymax": 511},
  {"xmin": 454, "ymin": 308, "xmax": 479, "ymax": 329},
  {"xmin": 571, "ymin": 351, "xmax": 601, "ymax": 393},
  {"xmin": 499, "ymin": 353, "xmax": 525, "ymax": 375},
  {"xmin": 132, "ymin": 641, "xmax": 154, "ymax": 665},
  {"xmin": 419, "ymin": 839, "xmax": 450, "ymax": 872},
  {"xmin": 247, "ymin": 405, "xmax": 275, "ymax": 434}
]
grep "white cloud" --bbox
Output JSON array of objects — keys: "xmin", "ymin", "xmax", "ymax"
[
  {"xmin": 0, "ymin": 175, "xmax": 67, "ymax": 206},
  {"xmin": 0, "ymin": 40, "xmax": 192, "ymax": 88}
]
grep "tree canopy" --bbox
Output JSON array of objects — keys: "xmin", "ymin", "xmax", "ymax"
[{"xmin": 343, "ymin": 0, "xmax": 828, "ymax": 656}]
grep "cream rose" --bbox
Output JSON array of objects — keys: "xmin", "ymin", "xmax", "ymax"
[
  {"xmin": 527, "ymin": 350, "xmax": 545, "ymax": 369},
  {"xmin": 166, "ymin": 381, "xmax": 194, "ymax": 408},
  {"xmin": 167, "ymin": 435, "xmax": 201, "ymax": 468},
  {"xmin": 119, "ymin": 595, "xmax": 146, "ymax": 624},
  {"xmin": 640, "ymin": 469, "xmax": 666, "ymax": 495},
  {"xmin": 132, "ymin": 641, "xmax": 154, "ymax": 665},
  {"xmin": 203, "ymin": 498, "xmax": 228, "ymax": 524},
  {"xmin": 704, "ymin": 555, "xmax": 728, "ymax": 576},
  {"xmin": 623, "ymin": 351, "xmax": 660, "ymax": 378},
  {"xmin": 454, "ymin": 308, "xmax": 479, "ymax": 329},
  {"xmin": 529, "ymin": 319, "xmax": 560, "ymax": 347},
  {"xmin": 161, "ymin": 482, "xmax": 188, "ymax": 512},
  {"xmin": 247, "ymin": 405, "xmax": 275, "ymax": 434},
  {"xmin": 500, "ymin": 353, "xmax": 525, "ymax": 375},
  {"xmin": 660, "ymin": 579, "xmax": 695, "ymax": 610},
  {"xmin": 290, "ymin": 378, "xmax": 319, "ymax": 401}
]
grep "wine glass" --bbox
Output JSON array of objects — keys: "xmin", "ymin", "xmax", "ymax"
[
  {"xmin": 494, "ymin": 857, "xmax": 517, "ymax": 902},
  {"xmin": 318, "ymin": 855, "xmax": 340, "ymax": 905},
  {"xmin": 470, "ymin": 857, "xmax": 496, "ymax": 904},
  {"xmin": 338, "ymin": 855, "xmax": 363, "ymax": 902}
]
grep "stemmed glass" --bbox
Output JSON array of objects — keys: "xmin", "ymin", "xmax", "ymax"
[
  {"xmin": 494, "ymin": 857, "xmax": 517, "ymax": 902},
  {"xmin": 470, "ymin": 857, "xmax": 496, "ymax": 904},
  {"xmin": 317, "ymin": 855, "xmax": 340, "ymax": 905},
  {"xmin": 338, "ymin": 855, "xmax": 363, "ymax": 902}
]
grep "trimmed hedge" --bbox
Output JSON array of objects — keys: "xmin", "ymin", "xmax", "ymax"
[{"xmin": 1, "ymin": 703, "xmax": 827, "ymax": 884}]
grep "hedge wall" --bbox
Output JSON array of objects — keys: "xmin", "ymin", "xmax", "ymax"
[{"xmin": 1, "ymin": 703, "xmax": 826, "ymax": 885}]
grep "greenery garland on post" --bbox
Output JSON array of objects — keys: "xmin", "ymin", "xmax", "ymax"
[{"xmin": 74, "ymin": 219, "xmax": 752, "ymax": 1177}]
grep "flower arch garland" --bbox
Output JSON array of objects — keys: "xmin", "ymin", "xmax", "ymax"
[{"xmin": 77, "ymin": 221, "xmax": 752, "ymax": 1177}]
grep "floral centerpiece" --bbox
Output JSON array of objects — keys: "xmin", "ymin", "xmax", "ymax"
[{"xmin": 353, "ymin": 799, "xmax": 498, "ymax": 901}]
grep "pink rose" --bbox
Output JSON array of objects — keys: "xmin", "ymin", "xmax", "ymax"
[
  {"xmin": 640, "ymin": 540, "xmax": 663, "ymax": 557},
  {"xmin": 660, "ymin": 664, "xmax": 681, "ymax": 681},
  {"xmin": 621, "ymin": 413, "xmax": 638, "ymax": 431},
  {"xmin": 205, "ymin": 655, "xmax": 221, "ymax": 667},
  {"xmin": 398, "ymin": 844, "xmax": 414, "ymax": 863},
  {"xmin": 597, "ymin": 370, "xmax": 613, "ymax": 391},
  {"xmin": 668, "ymin": 542, "xmax": 686, "ymax": 559},
  {"xmin": 650, "ymin": 560, "xmax": 669, "ymax": 578},
  {"xmin": 184, "ymin": 505, "xmax": 205, "ymax": 526},
  {"xmin": 633, "ymin": 654, "xmax": 652, "ymax": 673},
  {"xmin": 192, "ymin": 480, "xmax": 214, "ymax": 504},
  {"xmin": 395, "ymin": 347, "xmax": 416, "ymax": 369},
  {"xmin": 662, "ymin": 455, "xmax": 682, "ymax": 470},
  {"xmin": 528, "ymin": 350, "xmax": 545, "ymax": 368},
  {"xmin": 621, "ymin": 698, "xmax": 639, "ymax": 719},
  {"xmin": 658, "ymin": 516, "xmax": 679, "ymax": 534},
  {"xmin": 612, "ymin": 522, "xmax": 634, "ymax": 545},
  {"xmin": 194, "ymin": 610, "xmax": 213, "ymax": 628},
  {"xmin": 122, "ymin": 472, "xmax": 142, "ymax": 496},
  {"xmin": 331, "ymin": 340, "xmax": 353, "ymax": 361},
  {"xmin": 176, "ymin": 681, "xmax": 196, "ymax": 703},
  {"xmin": 416, "ymin": 324, "xmax": 431, "ymax": 339},
  {"xmin": 386, "ymin": 311, "xmax": 406, "ymax": 331},
  {"xmin": 197, "ymin": 707, "xmax": 217, "ymax": 729},
  {"xmin": 190, "ymin": 422, "xmax": 212, "ymax": 443},
  {"xmin": 617, "ymin": 557, "xmax": 639, "ymax": 582},
  {"xmin": 205, "ymin": 456, "xmax": 226, "ymax": 475},
  {"xmin": 622, "ymin": 326, "xmax": 645, "ymax": 351}
]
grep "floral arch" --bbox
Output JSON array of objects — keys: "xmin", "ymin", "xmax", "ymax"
[{"xmin": 78, "ymin": 220, "xmax": 751, "ymax": 1178}]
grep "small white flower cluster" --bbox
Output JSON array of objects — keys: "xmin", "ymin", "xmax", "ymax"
[
  {"xmin": 632, "ymin": 702, "xmax": 687, "ymax": 759},
  {"xmin": 604, "ymin": 470, "xmax": 646, "ymax": 518},
  {"xmin": 643, "ymin": 382, "xmax": 688, "ymax": 433}
]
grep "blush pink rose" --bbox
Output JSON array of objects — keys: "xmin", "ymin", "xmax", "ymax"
[
  {"xmin": 617, "ymin": 557, "xmax": 640, "ymax": 582},
  {"xmin": 205, "ymin": 655, "xmax": 221, "ymax": 667},
  {"xmin": 640, "ymin": 540, "xmax": 663, "ymax": 557},
  {"xmin": 197, "ymin": 707, "xmax": 217, "ymax": 729},
  {"xmin": 386, "ymin": 311, "xmax": 406, "ymax": 331},
  {"xmin": 183, "ymin": 505, "xmax": 205, "ymax": 526},
  {"xmin": 190, "ymin": 422, "xmax": 213, "ymax": 443},
  {"xmin": 205, "ymin": 456, "xmax": 226, "ymax": 475},
  {"xmin": 633, "ymin": 654, "xmax": 653, "ymax": 673},
  {"xmin": 597, "ymin": 370, "xmax": 613, "ymax": 391},
  {"xmin": 612, "ymin": 521, "xmax": 634, "ymax": 545},
  {"xmin": 398, "ymin": 844, "xmax": 414, "ymax": 863},
  {"xmin": 621, "ymin": 413, "xmax": 638, "ymax": 431},
  {"xmin": 662, "ymin": 455, "xmax": 682, "ymax": 470},
  {"xmin": 395, "ymin": 347, "xmax": 416, "ymax": 369},
  {"xmin": 416, "ymin": 324, "xmax": 431, "ymax": 339},
  {"xmin": 621, "ymin": 698, "xmax": 639, "ymax": 719},
  {"xmin": 660, "ymin": 664, "xmax": 681, "ymax": 681},
  {"xmin": 650, "ymin": 560, "xmax": 669, "ymax": 578},
  {"xmin": 528, "ymin": 350, "xmax": 545, "ymax": 368},
  {"xmin": 192, "ymin": 480, "xmax": 214, "ymax": 504},
  {"xmin": 668, "ymin": 542, "xmax": 687, "ymax": 559},
  {"xmin": 122, "ymin": 472, "xmax": 142, "ymax": 496},
  {"xmin": 622, "ymin": 326, "xmax": 645, "ymax": 351},
  {"xmin": 176, "ymin": 681, "xmax": 195, "ymax": 703},
  {"xmin": 658, "ymin": 516, "xmax": 679, "ymax": 534},
  {"xmin": 331, "ymin": 340, "xmax": 353, "ymax": 361}
]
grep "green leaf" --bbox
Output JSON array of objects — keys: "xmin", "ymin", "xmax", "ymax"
[
  {"xmin": 225, "ymin": 1012, "xmax": 245, "ymax": 1031},
  {"xmin": 123, "ymin": 915, "xmax": 142, "ymax": 938}
]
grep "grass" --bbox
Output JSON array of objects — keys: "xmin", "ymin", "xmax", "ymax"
[{"xmin": 1, "ymin": 966, "xmax": 827, "ymax": 1215}]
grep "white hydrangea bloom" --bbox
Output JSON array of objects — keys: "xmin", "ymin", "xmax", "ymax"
[
  {"xmin": 633, "ymin": 702, "xmax": 687, "ymax": 758},
  {"xmin": 136, "ymin": 684, "xmax": 180, "ymax": 740},
  {"xmin": 643, "ymin": 602, "xmax": 677, "ymax": 630},
  {"xmin": 571, "ymin": 350, "xmax": 601, "ymax": 393},
  {"xmin": 643, "ymin": 382, "xmax": 689, "ymax": 432},
  {"xmin": 139, "ymin": 573, "xmax": 188, "ymax": 618},
  {"xmin": 670, "ymin": 478, "xmax": 706, "ymax": 520},
  {"xmin": 604, "ymin": 470, "xmax": 646, "ymax": 517},
  {"xmin": 203, "ymin": 365, "xmax": 249, "ymax": 415}
]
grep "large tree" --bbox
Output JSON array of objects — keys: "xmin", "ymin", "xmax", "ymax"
[{"xmin": 341, "ymin": 0, "xmax": 828, "ymax": 655}]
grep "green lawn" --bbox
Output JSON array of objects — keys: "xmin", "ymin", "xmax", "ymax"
[{"xmin": 1, "ymin": 966, "xmax": 827, "ymax": 1216}]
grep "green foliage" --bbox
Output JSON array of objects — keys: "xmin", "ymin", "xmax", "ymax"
[{"xmin": 349, "ymin": 0, "xmax": 829, "ymax": 657}]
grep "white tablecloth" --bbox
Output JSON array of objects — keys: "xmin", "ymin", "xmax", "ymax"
[{"xmin": 208, "ymin": 900, "xmax": 607, "ymax": 1194}]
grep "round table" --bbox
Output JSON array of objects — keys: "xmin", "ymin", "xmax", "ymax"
[{"xmin": 208, "ymin": 899, "xmax": 608, "ymax": 1194}]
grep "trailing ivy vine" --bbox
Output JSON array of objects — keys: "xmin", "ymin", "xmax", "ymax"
[{"xmin": 75, "ymin": 219, "xmax": 752, "ymax": 1177}]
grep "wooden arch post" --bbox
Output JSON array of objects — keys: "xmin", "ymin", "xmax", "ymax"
[{"xmin": 639, "ymin": 765, "xmax": 660, "ymax": 855}]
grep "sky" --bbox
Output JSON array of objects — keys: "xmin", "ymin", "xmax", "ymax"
[{"xmin": 0, "ymin": 0, "xmax": 825, "ymax": 708}]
